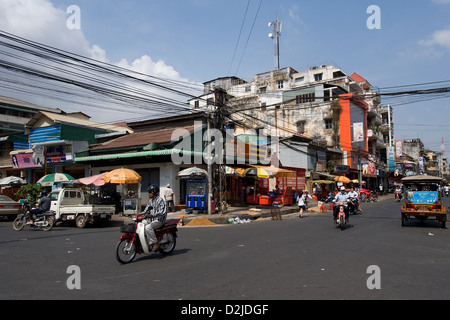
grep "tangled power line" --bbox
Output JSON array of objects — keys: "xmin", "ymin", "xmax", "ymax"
[{"xmin": 0, "ymin": 30, "xmax": 449, "ymax": 147}]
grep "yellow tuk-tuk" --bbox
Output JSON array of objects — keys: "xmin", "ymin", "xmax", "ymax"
[{"xmin": 401, "ymin": 175, "xmax": 447, "ymax": 228}]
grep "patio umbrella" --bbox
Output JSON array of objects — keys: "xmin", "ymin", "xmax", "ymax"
[
  {"xmin": 240, "ymin": 167, "xmax": 273, "ymax": 178},
  {"xmin": 37, "ymin": 173, "xmax": 75, "ymax": 186},
  {"xmin": 103, "ymin": 168, "xmax": 142, "ymax": 184},
  {"xmin": 0, "ymin": 176, "xmax": 26, "ymax": 186},
  {"xmin": 333, "ymin": 175, "xmax": 351, "ymax": 183},
  {"xmin": 224, "ymin": 166, "xmax": 240, "ymax": 176},
  {"xmin": 79, "ymin": 172, "xmax": 108, "ymax": 186},
  {"xmin": 178, "ymin": 167, "xmax": 208, "ymax": 178}
]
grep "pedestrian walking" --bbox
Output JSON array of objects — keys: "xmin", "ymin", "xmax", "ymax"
[
  {"xmin": 297, "ymin": 190, "xmax": 312, "ymax": 218},
  {"xmin": 164, "ymin": 183, "xmax": 175, "ymax": 212}
]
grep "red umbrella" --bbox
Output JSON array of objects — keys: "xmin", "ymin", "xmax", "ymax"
[{"xmin": 79, "ymin": 172, "xmax": 108, "ymax": 186}]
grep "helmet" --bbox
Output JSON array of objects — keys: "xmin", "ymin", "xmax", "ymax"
[
  {"xmin": 340, "ymin": 186, "xmax": 345, "ymax": 191},
  {"xmin": 41, "ymin": 189, "xmax": 48, "ymax": 196},
  {"xmin": 147, "ymin": 184, "xmax": 159, "ymax": 194}
]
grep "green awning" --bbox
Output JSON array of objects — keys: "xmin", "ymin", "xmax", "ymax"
[
  {"xmin": 74, "ymin": 149, "xmax": 175, "ymax": 162},
  {"xmin": 75, "ymin": 148, "xmax": 268, "ymax": 164}
]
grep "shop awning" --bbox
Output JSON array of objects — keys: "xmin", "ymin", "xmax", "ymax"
[
  {"xmin": 74, "ymin": 148, "xmax": 205, "ymax": 162},
  {"xmin": 248, "ymin": 165, "xmax": 296, "ymax": 178}
]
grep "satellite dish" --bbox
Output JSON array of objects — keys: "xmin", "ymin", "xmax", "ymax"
[
  {"xmin": 268, "ymin": 33, "xmax": 273, "ymax": 38},
  {"xmin": 268, "ymin": 22, "xmax": 273, "ymax": 27}
]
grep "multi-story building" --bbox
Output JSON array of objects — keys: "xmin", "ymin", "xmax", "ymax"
[{"xmin": 189, "ymin": 64, "xmax": 387, "ymax": 190}]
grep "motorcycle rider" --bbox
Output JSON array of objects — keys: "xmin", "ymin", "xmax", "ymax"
[
  {"xmin": 395, "ymin": 185, "xmax": 403, "ymax": 201},
  {"xmin": 333, "ymin": 186, "xmax": 350, "ymax": 223},
  {"xmin": 444, "ymin": 185, "xmax": 449, "ymax": 197},
  {"xmin": 141, "ymin": 184, "xmax": 167, "ymax": 252},
  {"xmin": 27, "ymin": 189, "xmax": 51, "ymax": 224},
  {"xmin": 347, "ymin": 187, "xmax": 360, "ymax": 214}
]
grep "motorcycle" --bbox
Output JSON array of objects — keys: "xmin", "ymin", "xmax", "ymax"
[
  {"xmin": 368, "ymin": 191, "xmax": 378, "ymax": 202},
  {"xmin": 116, "ymin": 213, "xmax": 179, "ymax": 264},
  {"xmin": 335, "ymin": 201, "xmax": 348, "ymax": 230},
  {"xmin": 13, "ymin": 200, "xmax": 55, "ymax": 232},
  {"xmin": 348, "ymin": 197, "xmax": 358, "ymax": 215}
]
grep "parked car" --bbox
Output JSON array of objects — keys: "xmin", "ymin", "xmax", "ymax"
[{"xmin": 0, "ymin": 195, "xmax": 23, "ymax": 221}]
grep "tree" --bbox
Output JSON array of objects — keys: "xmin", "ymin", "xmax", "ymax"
[{"xmin": 15, "ymin": 184, "xmax": 43, "ymax": 206}]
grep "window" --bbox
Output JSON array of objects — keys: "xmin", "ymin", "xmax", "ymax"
[
  {"xmin": 314, "ymin": 73, "xmax": 323, "ymax": 81},
  {"xmin": 194, "ymin": 100, "xmax": 199, "ymax": 108},
  {"xmin": 324, "ymin": 119, "xmax": 333, "ymax": 129},
  {"xmin": 260, "ymin": 102, "xmax": 266, "ymax": 112},
  {"xmin": 296, "ymin": 93, "xmax": 316, "ymax": 104},
  {"xmin": 295, "ymin": 77, "xmax": 304, "ymax": 84},
  {"xmin": 296, "ymin": 121, "xmax": 306, "ymax": 134},
  {"xmin": 245, "ymin": 86, "xmax": 251, "ymax": 93},
  {"xmin": 259, "ymin": 87, "xmax": 267, "ymax": 93},
  {"xmin": 277, "ymin": 80, "xmax": 284, "ymax": 89}
]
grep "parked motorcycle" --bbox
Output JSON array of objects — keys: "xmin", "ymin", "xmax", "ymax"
[
  {"xmin": 116, "ymin": 214, "xmax": 179, "ymax": 264},
  {"xmin": 12, "ymin": 200, "xmax": 55, "ymax": 232}
]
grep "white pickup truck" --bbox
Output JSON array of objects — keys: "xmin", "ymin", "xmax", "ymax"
[{"xmin": 50, "ymin": 188, "xmax": 115, "ymax": 228}]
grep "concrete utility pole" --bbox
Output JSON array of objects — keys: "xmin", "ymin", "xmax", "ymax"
[{"xmin": 206, "ymin": 88, "xmax": 228, "ymax": 215}]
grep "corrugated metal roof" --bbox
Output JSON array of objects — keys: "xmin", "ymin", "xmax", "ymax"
[
  {"xmin": 26, "ymin": 111, "xmax": 133, "ymax": 133},
  {"xmin": 89, "ymin": 126, "xmax": 194, "ymax": 152}
]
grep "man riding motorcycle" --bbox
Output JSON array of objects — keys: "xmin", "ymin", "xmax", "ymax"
[
  {"xmin": 333, "ymin": 186, "xmax": 350, "ymax": 223},
  {"xmin": 395, "ymin": 186, "xmax": 403, "ymax": 201},
  {"xmin": 28, "ymin": 189, "xmax": 51, "ymax": 224},
  {"xmin": 141, "ymin": 184, "xmax": 167, "ymax": 252},
  {"xmin": 347, "ymin": 187, "xmax": 360, "ymax": 214}
]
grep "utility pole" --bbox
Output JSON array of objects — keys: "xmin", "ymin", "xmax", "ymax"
[
  {"xmin": 214, "ymin": 88, "xmax": 228, "ymax": 214},
  {"xmin": 268, "ymin": 16, "xmax": 282, "ymax": 70},
  {"xmin": 206, "ymin": 111, "xmax": 213, "ymax": 215}
]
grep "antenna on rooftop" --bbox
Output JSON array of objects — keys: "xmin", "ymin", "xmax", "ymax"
[{"xmin": 268, "ymin": 16, "xmax": 282, "ymax": 70}]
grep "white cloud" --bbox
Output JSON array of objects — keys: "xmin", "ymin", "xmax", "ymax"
[
  {"xmin": 288, "ymin": 5, "xmax": 302, "ymax": 23},
  {"xmin": 117, "ymin": 55, "xmax": 184, "ymax": 81},
  {"xmin": 0, "ymin": 0, "xmax": 189, "ymax": 80},
  {"xmin": 0, "ymin": 0, "xmax": 107, "ymax": 61},
  {"xmin": 432, "ymin": 0, "xmax": 450, "ymax": 4},
  {"xmin": 0, "ymin": 0, "xmax": 200, "ymax": 121},
  {"xmin": 418, "ymin": 27, "xmax": 450, "ymax": 49}
]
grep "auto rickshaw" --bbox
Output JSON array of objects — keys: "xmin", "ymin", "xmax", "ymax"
[{"xmin": 400, "ymin": 175, "xmax": 447, "ymax": 228}]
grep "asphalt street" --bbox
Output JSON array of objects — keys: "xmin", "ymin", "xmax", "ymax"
[{"xmin": 1, "ymin": 194, "xmax": 450, "ymax": 302}]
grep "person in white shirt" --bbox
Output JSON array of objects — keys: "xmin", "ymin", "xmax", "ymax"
[
  {"xmin": 164, "ymin": 183, "xmax": 175, "ymax": 212},
  {"xmin": 297, "ymin": 190, "xmax": 312, "ymax": 218},
  {"xmin": 347, "ymin": 187, "xmax": 360, "ymax": 213},
  {"xmin": 333, "ymin": 186, "xmax": 350, "ymax": 222}
]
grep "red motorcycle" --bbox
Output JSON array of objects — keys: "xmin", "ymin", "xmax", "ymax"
[
  {"xmin": 334, "ymin": 201, "xmax": 349, "ymax": 230},
  {"xmin": 116, "ymin": 214, "xmax": 179, "ymax": 264}
]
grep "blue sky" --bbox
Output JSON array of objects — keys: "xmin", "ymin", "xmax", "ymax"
[{"xmin": 1, "ymin": 0, "xmax": 450, "ymax": 151}]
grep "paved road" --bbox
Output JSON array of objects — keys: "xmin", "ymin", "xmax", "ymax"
[{"xmin": 1, "ymin": 195, "xmax": 450, "ymax": 302}]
